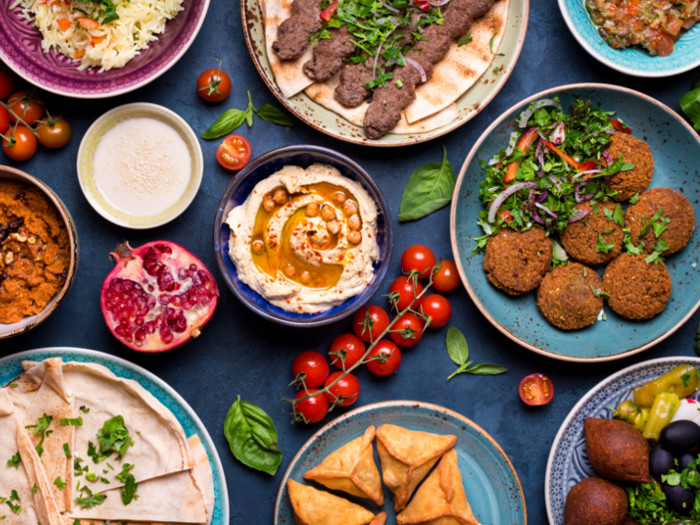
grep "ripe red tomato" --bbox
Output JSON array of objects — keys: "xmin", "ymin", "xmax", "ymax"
[
  {"xmin": 352, "ymin": 304, "xmax": 390, "ymax": 343},
  {"xmin": 0, "ymin": 105, "xmax": 9, "ymax": 134},
  {"xmin": 291, "ymin": 350, "xmax": 329, "ymax": 388},
  {"xmin": 2, "ymin": 125, "xmax": 38, "ymax": 161},
  {"xmin": 366, "ymin": 340, "xmax": 402, "ymax": 377},
  {"xmin": 432, "ymin": 260, "xmax": 460, "ymax": 292},
  {"xmin": 418, "ymin": 293, "xmax": 452, "ymax": 329},
  {"xmin": 7, "ymin": 91, "xmax": 44, "ymax": 126},
  {"xmin": 35, "ymin": 117, "xmax": 72, "ymax": 149},
  {"xmin": 329, "ymin": 333, "xmax": 365, "ymax": 370},
  {"xmin": 216, "ymin": 134, "xmax": 251, "ymax": 171},
  {"xmin": 294, "ymin": 388, "xmax": 329, "ymax": 424},
  {"xmin": 519, "ymin": 373, "xmax": 554, "ymax": 406},
  {"xmin": 196, "ymin": 66, "xmax": 231, "ymax": 103},
  {"xmin": 400, "ymin": 245, "xmax": 436, "ymax": 278},
  {"xmin": 389, "ymin": 312, "xmax": 424, "ymax": 348},
  {"xmin": 0, "ymin": 70, "xmax": 15, "ymax": 100},
  {"xmin": 323, "ymin": 371, "xmax": 360, "ymax": 407},
  {"xmin": 388, "ymin": 275, "xmax": 423, "ymax": 311}
]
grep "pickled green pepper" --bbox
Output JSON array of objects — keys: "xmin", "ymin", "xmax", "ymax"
[
  {"xmin": 642, "ymin": 392, "xmax": 680, "ymax": 441},
  {"xmin": 613, "ymin": 400, "xmax": 649, "ymax": 432},
  {"xmin": 633, "ymin": 365, "xmax": 700, "ymax": 408}
]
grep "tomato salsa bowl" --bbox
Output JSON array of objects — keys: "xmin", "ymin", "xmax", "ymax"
[{"xmin": 213, "ymin": 145, "xmax": 393, "ymax": 327}]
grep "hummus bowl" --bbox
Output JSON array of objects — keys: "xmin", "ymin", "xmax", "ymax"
[{"xmin": 214, "ymin": 145, "xmax": 393, "ymax": 327}]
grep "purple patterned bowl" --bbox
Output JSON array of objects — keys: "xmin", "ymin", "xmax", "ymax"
[{"xmin": 0, "ymin": 0, "xmax": 209, "ymax": 98}]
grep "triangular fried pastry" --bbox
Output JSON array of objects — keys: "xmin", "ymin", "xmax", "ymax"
[
  {"xmin": 287, "ymin": 479, "xmax": 376, "ymax": 525},
  {"xmin": 370, "ymin": 512, "xmax": 387, "ymax": 525},
  {"xmin": 396, "ymin": 449, "xmax": 480, "ymax": 525},
  {"xmin": 304, "ymin": 425, "xmax": 384, "ymax": 506},
  {"xmin": 375, "ymin": 424, "xmax": 457, "ymax": 511}
]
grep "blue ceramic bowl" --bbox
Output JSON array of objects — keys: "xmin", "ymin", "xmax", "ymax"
[
  {"xmin": 214, "ymin": 145, "xmax": 393, "ymax": 327},
  {"xmin": 559, "ymin": 0, "xmax": 700, "ymax": 77},
  {"xmin": 450, "ymin": 83, "xmax": 700, "ymax": 362}
]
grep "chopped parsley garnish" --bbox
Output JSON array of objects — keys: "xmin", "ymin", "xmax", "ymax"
[
  {"xmin": 116, "ymin": 464, "xmax": 139, "ymax": 505},
  {"xmin": 74, "ymin": 486, "xmax": 106, "ymax": 509},
  {"xmin": 590, "ymin": 286, "xmax": 610, "ymax": 298},
  {"xmin": 2, "ymin": 490, "xmax": 21, "ymax": 515},
  {"xmin": 88, "ymin": 415, "xmax": 134, "ymax": 463},
  {"xmin": 6, "ymin": 453, "xmax": 20, "ymax": 468},
  {"xmin": 25, "ymin": 414, "xmax": 53, "ymax": 456},
  {"xmin": 63, "ymin": 443, "xmax": 72, "ymax": 458},
  {"xmin": 54, "ymin": 477, "xmax": 67, "ymax": 490},
  {"xmin": 458, "ymin": 34, "xmax": 473, "ymax": 46},
  {"xmin": 31, "ymin": 485, "xmax": 37, "ymax": 495},
  {"xmin": 79, "ymin": 406, "xmax": 90, "ymax": 414},
  {"xmin": 60, "ymin": 417, "xmax": 83, "ymax": 426},
  {"xmin": 595, "ymin": 231, "xmax": 617, "ymax": 253},
  {"xmin": 71, "ymin": 0, "xmax": 120, "ymax": 25}
]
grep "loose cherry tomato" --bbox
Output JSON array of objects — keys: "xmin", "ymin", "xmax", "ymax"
[
  {"xmin": 294, "ymin": 388, "xmax": 329, "ymax": 424},
  {"xmin": 432, "ymin": 260, "xmax": 460, "ymax": 292},
  {"xmin": 2, "ymin": 125, "xmax": 38, "ymax": 161},
  {"xmin": 366, "ymin": 340, "xmax": 402, "ymax": 377},
  {"xmin": 216, "ymin": 134, "xmax": 251, "ymax": 171},
  {"xmin": 519, "ymin": 373, "xmax": 554, "ymax": 406},
  {"xmin": 196, "ymin": 64, "xmax": 231, "ymax": 103},
  {"xmin": 400, "ymin": 245, "xmax": 436, "ymax": 279},
  {"xmin": 388, "ymin": 275, "xmax": 423, "ymax": 311},
  {"xmin": 329, "ymin": 333, "xmax": 365, "ymax": 370},
  {"xmin": 389, "ymin": 312, "xmax": 424, "ymax": 348},
  {"xmin": 352, "ymin": 304, "xmax": 389, "ymax": 343},
  {"xmin": 418, "ymin": 293, "xmax": 452, "ymax": 329},
  {"xmin": 7, "ymin": 91, "xmax": 44, "ymax": 126},
  {"xmin": 35, "ymin": 116, "xmax": 72, "ymax": 149},
  {"xmin": 323, "ymin": 371, "xmax": 360, "ymax": 407},
  {"xmin": 0, "ymin": 106, "xmax": 9, "ymax": 134},
  {"xmin": 0, "ymin": 70, "xmax": 15, "ymax": 100},
  {"xmin": 291, "ymin": 350, "xmax": 329, "ymax": 388}
]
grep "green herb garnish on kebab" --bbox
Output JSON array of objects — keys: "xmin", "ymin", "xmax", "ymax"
[{"xmin": 473, "ymin": 98, "xmax": 635, "ymax": 253}]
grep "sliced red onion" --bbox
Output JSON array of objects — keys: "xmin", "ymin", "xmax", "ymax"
[
  {"xmin": 568, "ymin": 208, "xmax": 590, "ymax": 223},
  {"xmin": 536, "ymin": 141, "xmax": 545, "ymax": 167},
  {"xmin": 552, "ymin": 240, "xmax": 569, "ymax": 261},
  {"xmin": 574, "ymin": 182, "xmax": 595, "ymax": 203},
  {"xmin": 532, "ymin": 208, "xmax": 545, "ymax": 224},
  {"xmin": 487, "ymin": 181, "xmax": 537, "ymax": 223},
  {"xmin": 518, "ymin": 98, "xmax": 562, "ymax": 128},
  {"xmin": 536, "ymin": 170, "xmax": 545, "ymax": 178},
  {"xmin": 551, "ymin": 122, "xmax": 566, "ymax": 145},
  {"xmin": 504, "ymin": 131, "xmax": 519, "ymax": 156},
  {"xmin": 487, "ymin": 158, "xmax": 500, "ymax": 166},
  {"xmin": 602, "ymin": 150, "xmax": 613, "ymax": 165},
  {"xmin": 380, "ymin": 0, "xmax": 400, "ymax": 13},
  {"xmin": 535, "ymin": 202, "xmax": 557, "ymax": 219},
  {"xmin": 428, "ymin": 0, "xmax": 450, "ymax": 5},
  {"xmin": 572, "ymin": 169, "xmax": 601, "ymax": 180},
  {"xmin": 547, "ymin": 174, "xmax": 562, "ymax": 191},
  {"xmin": 404, "ymin": 57, "xmax": 427, "ymax": 83}
]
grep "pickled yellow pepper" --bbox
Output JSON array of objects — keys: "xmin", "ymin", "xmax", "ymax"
[
  {"xmin": 642, "ymin": 392, "xmax": 680, "ymax": 441},
  {"xmin": 633, "ymin": 365, "xmax": 700, "ymax": 408},
  {"xmin": 614, "ymin": 400, "xmax": 649, "ymax": 432}
]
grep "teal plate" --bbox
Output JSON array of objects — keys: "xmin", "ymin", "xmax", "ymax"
[
  {"xmin": 450, "ymin": 83, "xmax": 700, "ymax": 362},
  {"xmin": 0, "ymin": 347, "xmax": 229, "ymax": 525},
  {"xmin": 273, "ymin": 400, "xmax": 526, "ymax": 524},
  {"xmin": 559, "ymin": 0, "xmax": 700, "ymax": 77}
]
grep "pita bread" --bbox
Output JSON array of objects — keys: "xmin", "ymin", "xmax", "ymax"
[
  {"xmin": 287, "ymin": 479, "xmax": 377, "ymax": 525},
  {"xmin": 304, "ymin": 425, "xmax": 384, "ymax": 506}
]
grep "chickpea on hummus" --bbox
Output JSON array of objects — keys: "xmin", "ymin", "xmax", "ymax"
[{"xmin": 226, "ymin": 164, "xmax": 379, "ymax": 313}]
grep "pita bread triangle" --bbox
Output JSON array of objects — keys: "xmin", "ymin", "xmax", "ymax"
[
  {"xmin": 287, "ymin": 478, "xmax": 377, "ymax": 525},
  {"xmin": 304, "ymin": 425, "xmax": 384, "ymax": 506},
  {"xmin": 396, "ymin": 449, "xmax": 480, "ymax": 525}
]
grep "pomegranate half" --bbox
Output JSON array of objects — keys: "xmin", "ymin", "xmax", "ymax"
[{"xmin": 100, "ymin": 240, "xmax": 219, "ymax": 352}]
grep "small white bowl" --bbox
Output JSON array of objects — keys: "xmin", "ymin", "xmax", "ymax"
[{"xmin": 77, "ymin": 103, "xmax": 203, "ymax": 229}]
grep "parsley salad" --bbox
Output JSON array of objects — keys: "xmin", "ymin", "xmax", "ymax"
[{"xmin": 473, "ymin": 98, "xmax": 634, "ymax": 253}]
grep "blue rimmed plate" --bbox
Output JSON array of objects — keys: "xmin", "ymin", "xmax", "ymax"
[
  {"xmin": 559, "ymin": 0, "xmax": 700, "ymax": 77},
  {"xmin": 274, "ymin": 400, "xmax": 526, "ymax": 524},
  {"xmin": 0, "ymin": 347, "xmax": 229, "ymax": 525}
]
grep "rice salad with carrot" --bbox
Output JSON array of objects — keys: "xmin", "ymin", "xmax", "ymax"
[{"xmin": 11, "ymin": 0, "xmax": 183, "ymax": 70}]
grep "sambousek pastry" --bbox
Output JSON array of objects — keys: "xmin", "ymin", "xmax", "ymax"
[
  {"xmin": 396, "ymin": 448, "xmax": 481, "ymax": 525},
  {"xmin": 287, "ymin": 478, "xmax": 381, "ymax": 525},
  {"xmin": 375, "ymin": 424, "xmax": 457, "ymax": 511},
  {"xmin": 304, "ymin": 425, "xmax": 384, "ymax": 506}
]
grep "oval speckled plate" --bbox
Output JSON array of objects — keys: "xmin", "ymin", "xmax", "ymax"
[
  {"xmin": 241, "ymin": 0, "xmax": 528, "ymax": 146},
  {"xmin": 559, "ymin": 0, "xmax": 700, "ymax": 77},
  {"xmin": 0, "ymin": 347, "xmax": 229, "ymax": 525},
  {"xmin": 274, "ymin": 401, "xmax": 526, "ymax": 524},
  {"xmin": 450, "ymin": 83, "xmax": 700, "ymax": 362},
  {"xmin": 545, "ymin": 356, "xmax": 700, "ymax": 524}
]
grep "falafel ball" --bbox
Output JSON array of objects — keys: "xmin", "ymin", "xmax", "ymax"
[
  {"xmin": 605, "ymin": 132, "xmax": 654, "ymax": 202},
  {"xmin": 536, "ymin": 262, "xmax": 604, "ymax": 330},
  {"xmin": 625, "ymin": 187, "xmax": 695, "ymax": 255},
  {"xmin": 483, "ymin": 227, "xmax": 552, "ymax": 296},
  {"xmin": 561, "ymin": 200, "xmax": 624, "ymax": 266},
  {"xmin": 602, "ymin": 253, "xmax": 672, "ymax": 321}
]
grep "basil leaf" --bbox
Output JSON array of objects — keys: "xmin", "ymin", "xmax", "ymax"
[
  {"xmin": 223, "ymin": 396, "xmax": 282, "ymax": 476},
  {"xmin": 466, "ymin": 363, "xmax": 507, "ymax": 375},
  {"xmin": 255, "ymin": 104, "xmax": 294, "ymax": 130},
  {"xmin": 446, "ymin": 326, "xmax": 468, "ymax": 366},
  {"xmin": 201, "ymin": 109, "xmax": 246, "ymax": 139},
  {"xmin": 398, "ymin": 146, "xmax": 456, "ymax": 222}
]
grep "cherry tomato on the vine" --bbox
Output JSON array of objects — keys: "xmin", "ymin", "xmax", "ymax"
[
  {"xmin": 366, "ymin": 340, "xmax": 402, "ymax": 377},
  {"xmin": 2, "ymin": 125, "xmax": 38, "ymax": 161},
  {"xmin": 35, "ymin": 116, "xmax": 72, "ymax": 149},
  {"xmin": 400, "ymin": 244, "xmax": 436, "ymax": 278},
  {"xmin": 329, "ymin": 333, "xmax": 365, "ymax": 370},
  {"xmin": 291, "ymin": 350, "xmax": 329, "ymax": 388},
  {"xmin": 323, "ymin": 371, "xmax": 360, "ymax": 407},
  {"xmin": 418, "ymin": 293, "xmax": 452, "ymax": 329},
  {"xmin": 196, "ymin": 66, "xmax": 231, "ymax": 103},
  {"xmin": 519, "ymin": 373, "xmax": 554, "ymax": 406},
  {"xmin": 294, "ymin": 388, "xmax": 329, "ymax": 423},
  {"xmin": 352, "ymin": 304, "xmax": 390, "ymax": 343},
  {"xmin": 389, "ymin": 312, "xmax": 424, "ymax": 348},
  {"xmin": 7, "ymin": 91, "xmax": 44, "ymax": 126},
  {"xmin": 388, "ymin": 275, "xmax": 423, "ymax": 311},
  {"xmin": 432, "ymin": 260, "xmax": 460, "ymax": 292},
  {"xmin": 0, "ymin": 70, "xmax": 15, "ymax": 100},
  {"xmin": 0, "ymin": 106, "xmax": 9, "ymax": 134},
  {"xmin": 216, "ymin": 133, "xmax": 251, "ymax": 171}
]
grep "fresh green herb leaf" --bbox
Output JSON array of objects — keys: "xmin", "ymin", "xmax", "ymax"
[
  {"xmin": 25, "ymin": 414, "xmax": 53, "ymax": 456},
  {"xmin": 6, "ymin": 453, "xmax": 20, "ymax": 468},
  {"xmin": 445, "ymin": 326, "xmax": 506, "ymax": 380},
  {"xmin": 79, "ymin": 406, "xmax": 90, "ymax": 414},
  {"xmin": 457, "ymin": 34, "xmax": 473, "ymax": 46},
  {"xmin": 201, "ymin": 109, "xmax": 246, "ymax": 140},
  {"xmin": 31, "ymin": 485, "xmax": 37, "ymax": 495},
  {"xmin": 115, "ymin": 464, "xmax": 138, "ymax": 505},
  {"xmin": 590, "ymin": 286, "xmax": 610, "ymax": 298},
  {"xmin": 595, "ymin": 231, "xmax": 616, "ymax": 254},
  {"xmin": 680, "ymin": 81, "xmax": 700, "ymax": 133},
  {"xmin": 74, "ymin": 486, "xmax": 106, "ymax": 509},
  {"xmin": 54, "ymin": 477, "xmax": 67, "ymax": 490},
  {"xmin": 90, "ymin": 415, "xmax": 133, "ymax": 463},
  {"xmin": 60, "ymin": 417, "xmax": 83, "ymax": 426},
  {"xmin": 398, "ymin": 146, "xmax": 456, "ymax": 222},
  {"xmin": 63, "ymin": 443, "xmax": 71, "ymax": 458},
  {"xmin": 254, "ymin": 104, "xmax": 294, "ymax": 130}
]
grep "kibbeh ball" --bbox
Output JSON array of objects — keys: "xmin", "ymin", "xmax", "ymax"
[
  {"xmin": 602, "ymin": 253, "xmax": 672, "ymax": 321},
  {"xmin": 536, "ymin": 262, "xmax": 604, "ymax": 330},
  {"xmin": 561, "ymin": 200, "xmax": 625, "ymax": 266},
  {"xmin": 483, "ymin": 227, "xmax": 552, "ymax": 295},
  {"xmin": 564, "ymin": 476, "xmax": 628, "ymax": 525},
  {"xmin": 625, "ymin": 187, "xmax": 695, "ymax": 255},
  {"xmin": 605, "ymin": 132, "xmax": 654, "ymax": 202}
]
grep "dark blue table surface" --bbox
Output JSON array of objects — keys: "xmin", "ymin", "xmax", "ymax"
[{"xmin": 1, "ymin": 1, "xmax": 699, "ymax": 523}]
